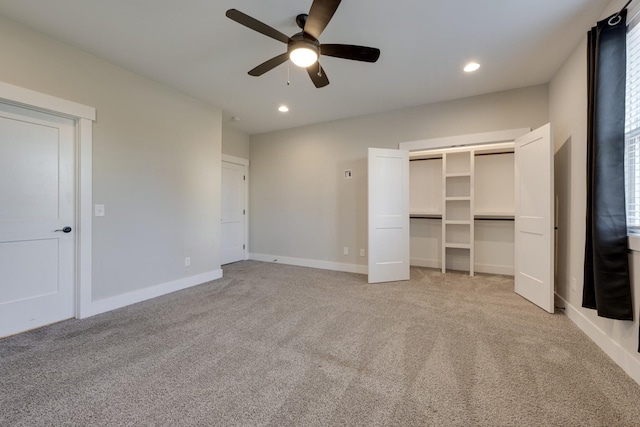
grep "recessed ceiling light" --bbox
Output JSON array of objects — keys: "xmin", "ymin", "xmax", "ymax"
[
  {"xmin": 278, "ymin": 105, "xmax": 289, "ymax": 113},
  {"xmin": 464, "ymin": 62, "xmax": 480, "ymax": 72}
]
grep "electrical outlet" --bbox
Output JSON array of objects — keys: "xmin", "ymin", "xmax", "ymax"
[
  {"xmin": 571, "ymin": 277, "xmax": 576, "ymax": 292},
  {"xmin": 343, "ymin": 247, "xmax": 349, "ymax": 255},
  {"xmin": 185, "ymin": 257, "xmax": 191, "ymax": 267},
  {"xmin": 360, "ymin": 249, "xmax": 365, "ymax": 257},
  {"xmin": 344, "ymin": 170, "xmax": 352, "ymax": 179}
]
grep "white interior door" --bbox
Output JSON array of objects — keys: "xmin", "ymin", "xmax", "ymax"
[
  {"xmin": 221, "ymin": 161, "xmax": 246, "ymax": 265},
  {"xmin": 0, "ymin": 102, "xmax": 76, "ymax": 337},
  {"xmin": 514, "ymin": 123, "xmax": 554, "ymax": 313},
  {"xmin": 368, "ymin": 147, "xmax": 410, "ymax": 283}
]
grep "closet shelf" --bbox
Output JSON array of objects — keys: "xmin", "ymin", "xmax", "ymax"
[
  {"xmin": 445, "ymin": 196, "xmax": 471, "ymax": 201},
  {"xmin": 445, "ymin": 242, "xmax": 471, "ymax": 249},
  {"xmin": 444, "ymin": 220, "xmax": 471, "ymax": 225},
  {"xmin": 445, "ymin": 172, "xmax": 471, "ymax": 178}
]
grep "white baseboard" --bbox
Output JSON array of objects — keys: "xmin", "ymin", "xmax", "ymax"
[
  {"xmin": 475, "ymin": 263, "xmax": 514, "ymax": 276},
  {"xmin": 410, "ymin": 258, "xmax": 439, "ymax": 269},
  {"xmin": 249, "ymin": 254, "xmax": 512, "ymax": 277},
  {"xmin": 410, "ymin": 257, "xmax": 514, "ymax": 276},
  {"xmin": 558, "ymin": 295, "xmax": 640, "ymax": 386},
  {"xmin": 249, "ymin": 253, "xmax": 368, "ymax": 275},
  {"xmin": 81, "ymin": 269, "xmax": 223, "ymax": 319}
]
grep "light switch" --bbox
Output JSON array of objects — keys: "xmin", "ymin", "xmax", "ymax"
[{"xmin": 95, "ymin": 204, "xmax": 105, "ymax": 217}]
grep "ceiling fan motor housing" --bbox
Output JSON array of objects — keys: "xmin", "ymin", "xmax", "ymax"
[{"xmin": 295, "ymin": 13, "xmax": 308, "ymax": 29}]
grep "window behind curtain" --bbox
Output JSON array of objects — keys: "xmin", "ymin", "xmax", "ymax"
[{"xmin": 626, "ymin": 5, "xmax": 640, "ymax": 234}]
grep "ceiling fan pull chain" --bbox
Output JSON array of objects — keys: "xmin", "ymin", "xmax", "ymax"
[{"xmin": 287, "ymin": 64, "xmax": 290, "ymax": 86}]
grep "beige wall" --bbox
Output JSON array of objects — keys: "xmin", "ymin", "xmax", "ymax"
[
  {"xmin": 222, "ymin": 123, "xmax": 250, "ymax": 160},
  {"xmin": 550, "ymin": 0, "xmax": 640, "ymax": 380},
  {"xmin": 250, "ymin": 85, "xmax": 549, "ymax": 267},
  {"xmin": 0, "ymin": 16, "xmax": 223, "ymax": 301}
]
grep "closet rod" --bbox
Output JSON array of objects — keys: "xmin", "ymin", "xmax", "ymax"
[{"xmin": 411, "ymin": 151, "xmax": 513, "ymax": 161}]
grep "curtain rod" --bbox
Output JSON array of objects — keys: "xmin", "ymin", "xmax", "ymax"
[
  {"xmin": 617, "ymin": 0, "xmax": 633, "ymax": 18},
  {"xmin": 608, "ymin": 0, "xmax": 633, "ymax": 26}
]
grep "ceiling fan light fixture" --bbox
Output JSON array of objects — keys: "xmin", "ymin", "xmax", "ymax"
[{"xmin": 288, "ymin": 40, "xmax": 319, "ymax": 68}]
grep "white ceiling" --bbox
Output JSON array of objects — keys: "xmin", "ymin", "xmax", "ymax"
[{"xmin": 0, "ymin": 0, "xmax": 609, "ymax": 135}]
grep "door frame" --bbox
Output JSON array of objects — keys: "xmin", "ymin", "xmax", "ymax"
[
  {"xmin": 221, "ymin": 154, "xmax": 249, "ymax": 261},
  {"xmin": 399, "ymin": 128, "xmax": 531, "ymax": 152},
  {"xmin": 0, "ymin": 81, "xmax": 96, "ymax": 319},
  {"xmin": 399, "ymin": 127, "xmax": 558, "ymax": 311}
]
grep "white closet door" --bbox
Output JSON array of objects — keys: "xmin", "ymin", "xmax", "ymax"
[
  {"xmin": 221, "ymin": 161, "xmax": 246, "ymax": 265},
  {"xmin": 368, "ymin": 148, "xmax": 410, "ymax": 283},
  {"xmin": 514, "ymin": 123, "xmax": 554, "ymax": 313}
]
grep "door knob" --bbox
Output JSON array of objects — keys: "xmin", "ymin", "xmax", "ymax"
[{"xmin": 54, "ymin": 226, "xmax": 72, "ymax": 233}]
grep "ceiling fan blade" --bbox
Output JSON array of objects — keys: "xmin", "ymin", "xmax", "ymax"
[
  {"xmin": 307, "ymin": 62, "xmax": 330, "ymax": 88},
  {"xmin": 320, "ymin": 44, "xmax": 380, "ymax": 62},
  {"xmin": 304, "ymin": 0, "xmax": 341, "ymax": 40},
  {"xmin": 226, "ymin": 9, "xmax": 291, "ymax": 44},
  {"xmin": 248, "ymin": 53, "xmax": 290, "ymax": 76}
]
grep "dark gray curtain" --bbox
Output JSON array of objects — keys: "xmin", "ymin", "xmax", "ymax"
[{"xmin": 583, "ymin": 10, "xmax": 633, "ymax": 321}]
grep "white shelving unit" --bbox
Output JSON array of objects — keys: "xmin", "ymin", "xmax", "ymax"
[{"xmin": 442, "ymin": 150, "xmax": 474, "ymax": 275}]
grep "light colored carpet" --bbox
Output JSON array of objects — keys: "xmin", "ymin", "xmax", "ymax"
[{"xmin": 1, "ymin": 261, "xmax": 639, "ymax": 426}]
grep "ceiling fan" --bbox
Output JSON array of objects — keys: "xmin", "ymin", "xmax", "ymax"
[{"xmin": 225, "ymin": 0, "xmax": 380, "ymax": 88}]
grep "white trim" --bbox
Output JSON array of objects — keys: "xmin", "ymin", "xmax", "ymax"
[
  {"xmin": 84, "ymin": 270, "xmax": 223, "ymax": 318},
  {"xmin": 558, "ymin": 295, "xmax": 640, "ymax": 386},
  {"xmin": 222, "ymin": 153, "xmax": 249, "ymax": 166},
  {"xmin": 0, "ymin": 81, "xmax": 95, "ymax": 322},
  {"xmin": 399, "ymin": 128, "xmax": 530, "ymax": 152},
  {"xmin": 249, "ymin": 253, "xmax": 368, "ymax": 275},
  {"xmin": 76, "ymin": 118, "xmax": 93, "ymax": 318},
  {"xmin": 410, "ymin": 258, "xmax": 440, "ymax": 269},
  {"xmin": 410, "ymin": 258, "xmax": 514, "ymax": 276},
  {"xmin": 243, "ymin": 165, "xmax": 249, "ymax": 260},
  {"xmin": 474, "ymin": 263, "xmax": 514, "ymax": 276},
  {"xmin": 0, "ymin": 81, "xmax": 95, "ymax": 120},
  {"xmin": 628, "ymin": 235, "xmax": 640, "ymax": 252}
]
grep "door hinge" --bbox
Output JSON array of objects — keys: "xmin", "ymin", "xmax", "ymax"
[
  {"xmin": 243, "ymin": 209, "xmax": 246, "ymax": 215},
  {"xmin": 243, "ymin": 244, "xmax": 246, "ymax": 249},
  {"xmin": 243, "ymin": 175, "xmax": 246, "ymax": 181}
]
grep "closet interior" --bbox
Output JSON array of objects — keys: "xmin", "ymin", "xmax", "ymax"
[{"xmin": 409, "ymin": 142, "xmax": 516, "ymax": 276}]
